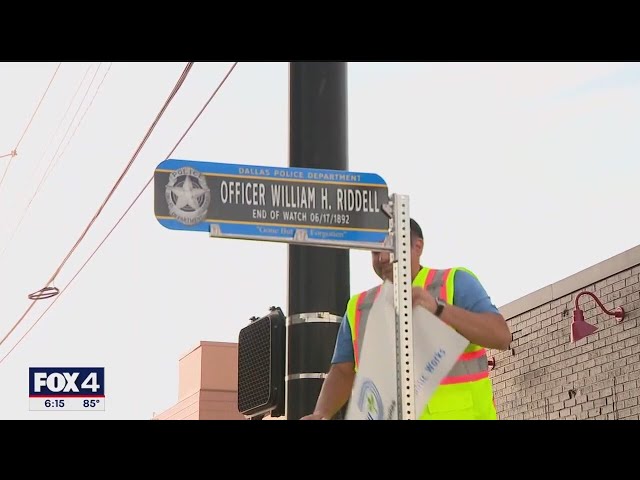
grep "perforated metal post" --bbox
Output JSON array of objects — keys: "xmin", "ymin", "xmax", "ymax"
[{"xmin": 391, "ymin": 194, "xmax": 415, "ymax": 420}]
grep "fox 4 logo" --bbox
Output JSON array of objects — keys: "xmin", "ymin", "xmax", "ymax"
[{"xmin": 29, "ymin": 368, "xmax": 105, "ymax": 397}]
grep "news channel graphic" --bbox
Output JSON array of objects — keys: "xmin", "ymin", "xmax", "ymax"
[{"xmin": 29, "ymin": 367, "xmax": 105, "ymax": 411}]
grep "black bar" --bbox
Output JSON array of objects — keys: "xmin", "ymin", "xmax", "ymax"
[
  {"xmin": 286, "ymin": 378, "xmax": 325, "ymax": 421},
  {"xmin": 286, "ymin": 316, "xmax": 342, "ymax": 420},
  {"xmin": 287, "ymin": 321, "xmax": 342, "ymax": 375},
  {"xmin": 287, "ymin": 62, "xmax": 350, "ymax": 419}
]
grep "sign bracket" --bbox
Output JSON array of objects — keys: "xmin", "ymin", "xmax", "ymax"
[{"xmin": 209, "ymin": 224, "xmax": 394, "ymax": 252}]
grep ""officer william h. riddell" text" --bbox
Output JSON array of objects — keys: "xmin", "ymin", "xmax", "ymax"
[{"xmin": 219, "ymin": 180, "xmax": 381, "ymax": 213}]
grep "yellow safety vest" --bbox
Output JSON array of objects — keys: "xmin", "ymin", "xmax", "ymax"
[{"xmin": 346, "ymin": 266, "xmax": 498, "ymax": 420}]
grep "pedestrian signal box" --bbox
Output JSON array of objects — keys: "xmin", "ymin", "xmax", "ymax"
[{"xmin": 237, "ymin": 307, "xmax": 286, "ymax": 418}]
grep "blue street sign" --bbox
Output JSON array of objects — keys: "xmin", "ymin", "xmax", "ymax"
[{"xmin": 154, "ymin": 159, "xmax": 390, "ymax": 247}]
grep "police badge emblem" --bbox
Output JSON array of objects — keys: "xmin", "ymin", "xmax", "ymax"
[{"xmin": 165, "ymin": 167, "xmax": 211, "ymax": 226}]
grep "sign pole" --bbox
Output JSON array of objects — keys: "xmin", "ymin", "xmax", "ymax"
[
  {"xmin": 341, "ymin": 193, "xmax": 414, "ymax": 421},
  {"xmin": 390, "ymin": 194, "xmax": 416, "ymax": 420}
]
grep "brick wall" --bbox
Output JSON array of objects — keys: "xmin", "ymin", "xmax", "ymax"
[{"xmin": 490, "ymin": 258, "xmax": 640, "ymax": 420}]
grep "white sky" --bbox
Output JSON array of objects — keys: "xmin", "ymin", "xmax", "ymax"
[{"xmin": 0, "ymin": 62, "xmax": 638, "ymax": 419}]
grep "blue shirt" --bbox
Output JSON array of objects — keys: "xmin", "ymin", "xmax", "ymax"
[{"xmin": 331, "ymin": 268, "xmax": 500, "ymax": 364}]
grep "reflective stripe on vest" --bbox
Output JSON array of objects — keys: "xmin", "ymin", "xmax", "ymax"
[
  {"xmin": 442, "ymin": 349, "xmax": 489, "ymax": 385},
  {"xmin": 348, "ymin": 286, "xmax": 381, "ymax": 369}
]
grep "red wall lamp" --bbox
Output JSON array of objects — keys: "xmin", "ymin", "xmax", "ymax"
[{"xmin": 571, "ymin": 291, "xmax": 625, "ymax": 343}]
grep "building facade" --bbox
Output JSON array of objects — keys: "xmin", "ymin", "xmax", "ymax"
[
  {"xmin": 490, "ymin": 245, "xmax": 640, "ymax": 420},
  {"xmin": 153, "ymin": 341, "xmax": 245, "ymax": 420}
]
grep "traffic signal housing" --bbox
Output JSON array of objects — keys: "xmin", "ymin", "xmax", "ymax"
[{"xmin": 237, "ymin": 307, "xmax": 286, "ymax": 418}]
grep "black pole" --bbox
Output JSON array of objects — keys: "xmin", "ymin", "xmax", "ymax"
[{"xmin": 287, "ymin": 62, "xmax": 350, "ymax": 420}]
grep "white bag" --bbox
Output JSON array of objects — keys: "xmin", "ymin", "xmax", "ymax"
[
  {"xmin": 345, "ymin": 281, "xmax": 398, "ymax": 420},
  {"xmin": 346, "ymin": 280, "xmax": 469, "ymax": 420},
  {"xmin": 412, "ymin": 297, "xmax": 469, "ymax": 415}
]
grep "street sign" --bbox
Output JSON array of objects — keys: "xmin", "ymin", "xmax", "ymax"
[{"xmin": 154, "ymin": 159, "xmax": 390, "ymax": 249}]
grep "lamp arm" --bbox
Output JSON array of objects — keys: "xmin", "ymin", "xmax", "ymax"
[{"xmin": 575, "ymin": 291, "xmax": 621, "ymax": 317}]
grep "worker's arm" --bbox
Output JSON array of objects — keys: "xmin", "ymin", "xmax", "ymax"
[
  {"xmin": 301, "ymin": 314, "xmax": 355, "ymax": 419},
  {"xmin": 302, "ymin": 362, "xmax": 355, "ymax": 419},
  {"xmin": 432, "ymin": 301, "xmax": 511, "ymax": 350},
  {"xmin": 412, "ymin": 270, "xmax": 511, "ymax": 351}
]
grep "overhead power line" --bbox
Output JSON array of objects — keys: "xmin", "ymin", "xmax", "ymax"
[
  {"xmin": 30, "ymin": 64, "xmax": 94, "ymax": 184},
  {"xmin": 40, "ymin": 63, "xmax": 108, "ymax": 188},
  {"xmin": 0, "ymin": 64, "xmax": 100, "ymax": 265},
  {"xmin": 0, "ymin": 61, "xmax": 239, "ymax": 366},
  {"xmin": 0, "ymin": 62, "xmax": 195, "ymax": 354},
  {"xmin": 0, "ymin": 62, "xmax": 62, "ymax": 196}
]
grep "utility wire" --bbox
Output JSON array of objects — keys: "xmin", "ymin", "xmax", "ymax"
[
  {"xmin": 0, "ymin": 62, "xmax": 238, "ymax": 366},
  {"xmin": 30, "ymin": 64, "xmax": 94, "ymax": 185},
  {"xmin": 38, "ymin": 63, "xmax": 103, "ymax": 193},
  {"xmin": 42, "ymin": 63, "xmax": 112, "ymax": 187},
  {"xmin": 0, "ymin": 64, "xmax": 95, "ymax": 264},
  {"xmin": 0, "ymin": 63, "xmax": 62, "ymax": 196},
  {"xmin": 0, "ymin": 62, "xmax": 195, "ymax": 352},
  {"xmin": 47, "ymin": 63, "xmax": 112, "ymax": 181}
]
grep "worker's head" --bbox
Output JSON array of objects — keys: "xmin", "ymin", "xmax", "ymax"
[{"xmin": 372, "ymin": 218, "xmax": 424, "ymax": 282}]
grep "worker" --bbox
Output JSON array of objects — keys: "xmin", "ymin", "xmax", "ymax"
[{"xmin": 302, "ymin": 218, "xmax": 511, "ymax": 420}]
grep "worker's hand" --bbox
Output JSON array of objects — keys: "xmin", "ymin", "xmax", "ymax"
[
  {"xmin": 300, "ymin": 413, "xmax": 329, "ymax": 420},
  {"xmin": 372, "ymin": 251, "xmax": 394, "ymax": 282},
  {"xmin": 412, "ymin": 287, "xmax": 436, "ymax": 313}
]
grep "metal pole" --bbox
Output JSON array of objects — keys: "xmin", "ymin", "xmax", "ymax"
[
  {"xmin": 286, "ymin": 62, "xmax": 349, "ymax": 420},
  {"xmin": 391, "ymin": 194, "xmax": 415, "ymax": 420}
]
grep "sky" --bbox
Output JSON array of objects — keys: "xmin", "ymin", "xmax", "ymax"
[{"xmin": 0, "ymin": 61, "xmax": 639, "ymax": 419}]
